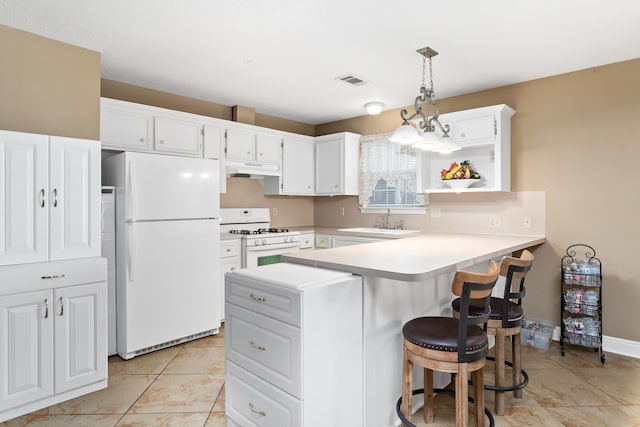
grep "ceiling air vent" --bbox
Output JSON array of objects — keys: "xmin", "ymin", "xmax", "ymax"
[{"xmin": 335, "ymin": 74, "xmax": 368, "ymax": 86}]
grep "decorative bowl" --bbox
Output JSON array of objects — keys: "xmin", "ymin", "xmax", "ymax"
[{"xmin": 442, "ymin": 178, "xmax": 480, "ymax": 189}]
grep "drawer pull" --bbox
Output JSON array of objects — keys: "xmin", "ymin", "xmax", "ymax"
[
  {"xmin": 249, "ymin": 340, "xmax": 266, "ymax": 351},
  {"xmin": 249, "ymin": 402, "xmax": 266, "ymax": 417},
  {"xmin": 249, "ymin": 293, "xmax": 266, "ymax": 302},
  {"xmin": 41, "ymin": 274, "xmax": 65, "ymax": 280}
]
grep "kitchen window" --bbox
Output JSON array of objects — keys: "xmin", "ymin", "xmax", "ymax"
[{"xmin": 358, "ymin": 133, "xmax": 426, "ymax": 213}]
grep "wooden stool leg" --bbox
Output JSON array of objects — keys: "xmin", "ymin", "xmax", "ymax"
[
  {"xmin": 455, "ymin": 364, "xmax": 469, "ymax": 427},
  {"xmin": 494, "ymin": 329, "xmax": 506, "ymax": 415},
  {"xmin": 401, "ymin": 346, "xmax": 413, "ymax": 427},
  {"xmin": 512, "ymin": 332, "xmax": 523, "ymax": 399},
  {"xmin": 423, "ymin": 368, "xmax": 434, "ymax": 422},
  {"xmin": 472, "ymin": 368, "xmax": 486, "ymax": 427}
]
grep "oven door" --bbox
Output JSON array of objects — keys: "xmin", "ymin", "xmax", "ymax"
[{"xmin": 244, "ymin": 242, "xmax": 300, "ymax": 268}]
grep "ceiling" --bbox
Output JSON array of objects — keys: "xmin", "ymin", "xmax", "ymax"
[{"xmin": 2, "ymin": 0, "xmax": 639, "ymax": 125}]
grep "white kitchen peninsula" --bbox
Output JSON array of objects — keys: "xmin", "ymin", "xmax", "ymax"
[{"xmin": 282, "ymin": 232, "xmax": 545, "ymax": 427}]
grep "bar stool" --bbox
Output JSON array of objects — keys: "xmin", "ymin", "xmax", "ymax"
[
  {"xmin": 397, "ymin": 261, "xmax": 500, "ymax": 427},
  {"xmin": 452, "ymin": 250, "xmax": 534, "ymax": 416}
]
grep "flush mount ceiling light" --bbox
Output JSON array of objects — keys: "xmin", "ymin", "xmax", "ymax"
[
  {"xmin": 389, "ymin": 47, "xmax": 461, "ymax": 153},
  {"xmin": 365, "ymin": 102, "xmax": 385, "ymax": 115}
]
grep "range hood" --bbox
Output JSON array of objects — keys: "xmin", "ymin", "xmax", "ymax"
[{"xmin": 226, "ymin": 160, "xmax": 281, "ymax": 178}]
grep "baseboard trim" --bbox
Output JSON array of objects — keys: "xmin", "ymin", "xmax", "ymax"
[
  {"xmin": 603, "ymin": 335, "xmax": 640, "ymax": 359},
  {"xmin": 551, "ymin": 328, "xmax": 640, "ymax": 359}
]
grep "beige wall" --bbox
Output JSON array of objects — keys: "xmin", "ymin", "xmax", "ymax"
[
  {"xmin": 221, "ymin": 178, "xmax": 315, "ymax": 228},
  {"xmin": 316, "ymin": 58, "xmax": 640, "ymax": 342},
  {"xmin": 0, "ymin": 25, "xmax": 100, "ymax": 139}
]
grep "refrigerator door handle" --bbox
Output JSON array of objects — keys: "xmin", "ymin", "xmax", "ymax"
[
  {"xmin": 128, "ymin": 222, "xmax": 137, "ymax": 282},
  {"xmin": 127, "ymin": 161, "xmax": 136, "ymax": 222}
]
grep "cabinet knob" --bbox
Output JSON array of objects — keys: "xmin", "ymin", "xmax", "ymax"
[
  {"xmin": 139, "ymin": 138, "xmax": 145, "ymax": 143},
  {"xmin": 460, "ymin": 133, "xmax": 466, "ymax": 138},
  {"xmin": 247, "ymin": 151, "xmax": 251, "ymax": 155},
  {"xmin": 159, "ymin": 140, "xmax": 165, "ymax": 144}
]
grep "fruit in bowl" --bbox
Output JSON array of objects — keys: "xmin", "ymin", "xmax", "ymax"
[{"xmin": 441, "ymin": 160, "xmax": 481, "ymax": 180}]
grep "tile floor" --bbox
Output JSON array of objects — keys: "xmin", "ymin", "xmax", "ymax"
[{"xmin": 3, "ymin": 327, "xmax": 640, "ymax": 426}]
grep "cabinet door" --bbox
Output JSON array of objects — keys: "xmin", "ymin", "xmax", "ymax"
[
  {"xmin": 49, "ymin": 137, "xmax": 101, "ymax": 261},
  {"xmin": 226, "ymin": 128, "xmax": 255, "ymax": 161},
  {"xmin": 154, "ymin": 117, "xmax": 202, "ymax": 156},
  {"xmin": 255, "ymin": 133, "xmax": 281, "ymax": 164},
  {"xmin": 315, "ymin": 138, "xmax": 343, "ymax": 194},
  {"xmin": 100, "ymin": 106, "xmax": 153, "ymax": 151},
  {"xmin": 220, "ymin": 257, "xmax": 240, "ymax": 321},
  {"xmin": 282, "ymin": 138, "xmax": 314, "ymax": 195},
  {"xmin": 0, "ymin": 131, "xmax": 49, "ymax": 266},
  {"xmin": 0, "ymin": 290, "xmax": 54, "ymax": 411},
  {"xmin": 453, "ymin": 114, "xmax": 496, "ymax": 146},
  {"xmin": 204, "ymin": 124, "xmax": 226, "ymax": 193},
  {"xmin": 54, "ymin": 282, "xmax": 107, "ymax": 394}
]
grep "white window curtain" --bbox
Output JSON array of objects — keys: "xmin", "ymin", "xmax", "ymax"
[{"xmin": 358, "ymin": 133, "xmax": 426, "ymax": 207}]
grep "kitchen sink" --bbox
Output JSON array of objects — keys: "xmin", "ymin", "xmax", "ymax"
[{"xmin": 337, "ymin": 227, "xmax": 420, "ymax": 235}]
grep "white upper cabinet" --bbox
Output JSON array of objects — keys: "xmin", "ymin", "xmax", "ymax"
[
  {"xmin": 315, "ymin": 132, "xmax": 360, "ymax": 196},
  {"xmin": 226, "ymin": 128, "xmax": 281, "ymax": 164},
  {"xmin": 154, "ymin": 116, "xmax": 202, "ymax": 156},
  {"xmin": 100, "ymin": 98, "xmax": 203, "ymax": 157},
  {"xmin": 100, "ymin": 100, "xmax": 153, "ymax": 151},
  {"xmin": 264, "ymin": 136, "xmax": 315, "ymax": 195},
  {"xmin": 225, "ymin": 128, "xmax": 255, "ymax": 161},
  {"xmin": 255, "ymin": 133, "xmax": 281, "ymax": 164},
  {"xmin": 418, "ymin": 104, "xmax": 515, "ymax": 193},
  {"xmin": 0, "ymin": 131, "xmax": 101, "ymax": 266},
  {"xmin": 203, "ymin": 124, "xmax": 226, "ymax": 193}
]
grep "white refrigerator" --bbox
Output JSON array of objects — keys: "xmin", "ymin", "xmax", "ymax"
[{"xmin": 102, "ymin": 152, "xmax": 220, "ymax": 359}]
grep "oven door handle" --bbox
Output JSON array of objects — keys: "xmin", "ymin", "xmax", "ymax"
[{"xmin": 245, "ymin": 242, "xmax": 300, "ymax": 252}]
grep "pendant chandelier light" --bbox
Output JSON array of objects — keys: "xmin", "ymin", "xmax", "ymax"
[{"xmin": 389, "ymin": 47, "xmax": 461, "ymax": 154}]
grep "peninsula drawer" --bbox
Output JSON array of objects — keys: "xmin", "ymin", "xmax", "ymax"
[
  {"xmin": 226, "ymin": 360, "xmax": 301, "ymax": 427},
  {"xmin": 220, "ymin": 239, "xmax": 241, "ymax": 258},
  {"xmin": 226, "ymin": 276, "xmax": 302, "ymax": 326},
  {"xmin": 225, "ymin": 303, "xmax": 302, "ymax": 398}
]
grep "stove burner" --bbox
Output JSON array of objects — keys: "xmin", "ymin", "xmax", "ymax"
[
  {"xmin": 229, "ymin": 230, "xmax": 252, "ymax": 235},
  {"xmin": 229, "ymin": 228, "xmax": 291, "ymax": 235}
]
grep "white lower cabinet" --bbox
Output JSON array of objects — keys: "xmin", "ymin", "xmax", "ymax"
[
  {"xmin": 0, "ymin": 259, "xmax": 107, "ymax": 422},
  {"xmin": 220, "ymin": 239, "xmax": 241, "ymax": 321},
  {"xmin": 225, "ymin": 263, "xmax": 363, "ymax": 426}
]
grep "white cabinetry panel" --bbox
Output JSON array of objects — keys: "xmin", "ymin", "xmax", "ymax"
[
  {"xmin": 315, "ymin": 132, "xmax": 359, "ymax": 195},
  {"xmin": 49, "ymin": 137, "xmax": 101, "ymax": 261},
  {"xmin": 54, "ymin": 283, "xmax": 107, "ymax": 394},
  {"xmin": 0, "ymin": 290, "xmax": 54, "ymax": 412},
  {"xmin": 154, "ymin": 117, "xmax": 202, "ymax": 156},
  {"xmin": 0, "ymin": 131, "xmax": 100, "ymax": 266},
  {"xmin": 0, "ymin": 131, "xmax": 48, "ymax": 265}
]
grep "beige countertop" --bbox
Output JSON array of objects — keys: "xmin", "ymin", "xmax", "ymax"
[{"xmin": 283, "ymin": 232, "xmax": 545, "ymax": 281}]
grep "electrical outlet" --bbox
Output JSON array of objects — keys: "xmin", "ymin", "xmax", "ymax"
[
  {"xmin": 523, "ymin": 216, "xmax": 532, "ymax": 229},
  {"xmin": 272, "ymin": 207, "xmax": 278, "ymax": 217},
  {"xmin": 430, "ymin": 207, "xmax": 441, "ymax": 218},
  {"xmin": 489, "ymin": 216, "xmax": 502, "ymax": 228},
  {"xmin": 339, "ymin": 207, "xmax": 345, "ymax": 216}
]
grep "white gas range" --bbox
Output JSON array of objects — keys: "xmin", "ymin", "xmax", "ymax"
[{"xmin": 220, "ymin": 208, "xmax": 300, "ymax": 268}]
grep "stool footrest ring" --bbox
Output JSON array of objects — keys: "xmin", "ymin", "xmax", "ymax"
[
  {"xmin": 396, "ymin": 388, "xmax": 495, "ymax": 427},
  {"xmin": 483, "ymin": 355, "xmax": 529, "ymax": 392}
]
